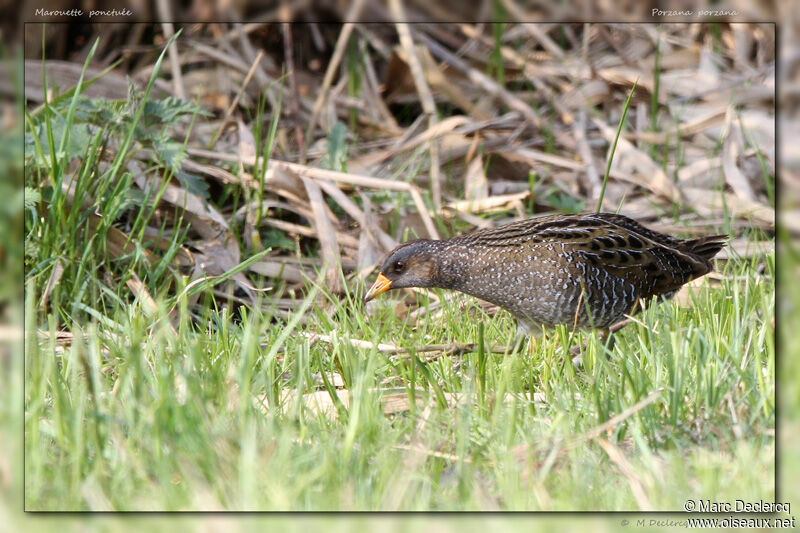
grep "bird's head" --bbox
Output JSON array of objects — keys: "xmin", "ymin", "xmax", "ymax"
[{"xmin": 363, "ymin": 239, "xmax": 441, "ymax": 303}]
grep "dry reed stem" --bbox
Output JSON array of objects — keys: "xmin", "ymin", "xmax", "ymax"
[
  {"xmin": 389, "ymin": 0, "xmax": 443, "ymax": 209},
  {"xmin": 155, "ymin": 0, "xmax": 184, "ymax": 99},
  {"xmin": 211, "ymin": 49, "xmax": 265, "ymax": 147},
  {"xmin": 33, "ymin": 23, "xmax": 773, "ymax": 315},
  {"xmin": 302, "ymin": 0, "xmax": 367, "ymax": 162},
  {"xmin": 187, "ymin": 147, "xmax": 440, "ymax": 240},
  {"xmin": 301, "ymin": 177, "xmax": 343, "ymax": 293},
  {"xmin": 281, "ymin": 19, "xmax": 305, "ymax": 152}
]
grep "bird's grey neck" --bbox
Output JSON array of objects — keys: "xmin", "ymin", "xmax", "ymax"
[
  {"xmin": 427, "ymin": 239, "xmax": 471, "ymax": 290},
  {"xmin": 430, "ymin": 238, "xmax": 509, "ymax": 306}
]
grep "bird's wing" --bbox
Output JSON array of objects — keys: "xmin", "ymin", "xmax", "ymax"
[
  {"xmin": 564, "ymin": 218, "xmax": 712, "ymax": 297},
  {"xmin": 460, "ymin": 213, "xmax": 715, "ymax": 297}
]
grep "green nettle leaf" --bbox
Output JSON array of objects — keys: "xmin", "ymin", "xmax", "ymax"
[
  {"xmin": 26, "ymin": 113, "xmax": 94, "ymax": 167},
  {"xmin": 144, "ymin": 96, "xmax": 212, "ymax": 124},
  {"xmin": 176, "ymin": 170, "xmax": 211, "ymax": 201},
  {"xmin": 157, "ymin": 139, "xmax": 189, "ymax": 172},
  {"xmin": 24, "ymin": 238, "xmax": 39, "ymax": 260},
  {"xmin": 24, "ymin": 187, "xmax": 42, "ymax": 209},
  {"xmin": 50, "ymin": 94, "xmax": 97, "ymax": 121},
  {"xmin": 94, "ymin": 98, "xmax": 128, "ymax": 126},
  {"xmin": 27, "ymin": 76, "xmax": 212, "ymax": 178},
  {"xmin": 261, "ymin": 227, "xmax": 296, "ymax": 252},
  {"xmin": 50, "ymin": 96, "xmax": 126, "ymax": 132}
]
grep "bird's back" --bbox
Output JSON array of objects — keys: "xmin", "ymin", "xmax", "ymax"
[{"xmin": 442, "ymin": 213, "xmax": 726, "ymax": 328}]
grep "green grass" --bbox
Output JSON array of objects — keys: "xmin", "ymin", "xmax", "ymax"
[
  {"xmin": 23, "ymin": 249, "xmax": 774, "ymax": 510},
  {"xmin": 21, "ymin": 39, "xmax": 775, "ymax": 512}
]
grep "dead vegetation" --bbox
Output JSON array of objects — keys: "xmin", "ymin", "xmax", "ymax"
[{"xmin": 25, "ymin": 21, "xmax": 775, "ymax": 324}]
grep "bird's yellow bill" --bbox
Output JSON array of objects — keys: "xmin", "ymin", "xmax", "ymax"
[{"xmin": 364, "ymin": 273, "xmax": 392, "ymax": 303}]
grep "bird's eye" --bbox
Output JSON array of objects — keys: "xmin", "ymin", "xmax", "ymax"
[{"xmin": 393, "ymin": 260, "xmax": 405, "ymax": 272}]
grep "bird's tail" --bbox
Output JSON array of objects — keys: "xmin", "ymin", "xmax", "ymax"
[{"xmin": 684, "ymin": 235, "xmax": 728, "ymax": 261}]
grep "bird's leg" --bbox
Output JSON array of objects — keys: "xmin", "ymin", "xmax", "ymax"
[
  {"xmin": 513, "ymin": 321, "xmax": 544, "ymax": 356},
  {"xmin": 527, "ymin": 335, "xmax": 538, "ymax": 356},
  {"xmin": 492, "ymin": 322, "xmax": 546, "ymax": 356},
  {"xmin": 570, "ymin": 340, "xmax": 586, "ymax": 368},
  {"xmin": 510, "ymin": 322, "xmax": 528, "ymax": 353}
]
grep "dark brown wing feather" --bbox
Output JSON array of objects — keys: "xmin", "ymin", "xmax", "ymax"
[
  {"xmin": 458, "ymin": 212, "xmax": 727, "ymax": 299},
  {"xmin": 682, "ymin": 235, "xmax": 728, "ymax": 261},
  {"xmin": 575, "ymin": 215, "xmax": 726, "ymax": 299}
]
